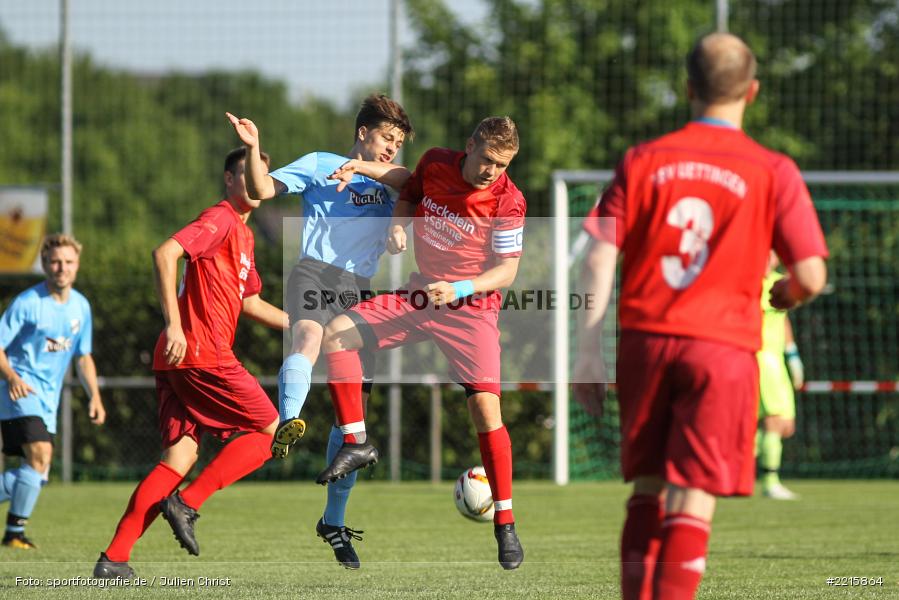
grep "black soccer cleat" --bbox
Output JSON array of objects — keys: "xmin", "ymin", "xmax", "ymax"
[
  {"xmin": 494, "ymin": 523, "xmax": 524, "ymax": 570},
  {"xmin": 159, "ymin": 491, "xmax": 201, "ymax": 556},
  {"xmin": 315, "ymin": 442, "xmax": 379, "ymax": 485},
  {"xmin": 316, "ymin": 518, "xmax": 363, "ymax": 569},
  {"xmin": 271, "ymin": 418, "xmax": 307, "ymax": 459},
  {"xmin": 93, "ymin": 552, "xmax": 136, "ymax": 579},
  {"xmin": 1, "ymin": 531, "xmax": 37, "ymax": 550}
]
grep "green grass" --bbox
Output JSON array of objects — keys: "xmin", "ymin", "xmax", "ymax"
[{"xmin": 0, "ymin": 480, "xmax": 897, "ymax": 598}]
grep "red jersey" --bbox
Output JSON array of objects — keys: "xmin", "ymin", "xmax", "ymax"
[
  {"xmin": 401, "ymin": 148, "xmax": 526, "ymax": 285},
  {"xmin": 583, "ymin": 122, "xmax": 828, "ymax": 351},
  {"xmin": 153, "ymin": 201, "xmax": 262, "ymax": 370}
]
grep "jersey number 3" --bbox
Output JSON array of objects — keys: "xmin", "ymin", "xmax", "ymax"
[{"xmin": 661, "ymin": 197, "xmax": 714, "ymax": 290}]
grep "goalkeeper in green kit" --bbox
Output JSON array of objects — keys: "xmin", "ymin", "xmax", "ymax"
[{"xmin": 757, "ymin": 251, "xmax": 805, "ymax": 500}]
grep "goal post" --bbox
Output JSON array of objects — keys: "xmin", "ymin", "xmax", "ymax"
[
  {"xmin": 552, "ymin": 170, "xmax": 613, "ymax": 485},
  {"xmin": 552, "ymin": 169, "xmax": 899, "ymax": 485}
]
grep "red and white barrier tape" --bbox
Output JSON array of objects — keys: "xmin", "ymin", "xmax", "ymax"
[
  {"xmin": 800, "ymin": 380, "xmax": 899, "ymax": 393},
  {"xmin": 504, "ymin": 381, "xmax": 899, "ymax": 394}
]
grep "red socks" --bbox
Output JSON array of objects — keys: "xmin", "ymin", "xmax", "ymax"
[
  {"xmin": 180, "ymin": 431, "xmax": 272, "ymax": 510},
  {"xmin": 105, "ymin": 462, "xmax": 183, "ymax": 562},
  {"xmin": 620, "ymin": 494, "xmax": 664, "ymax": 600},
  {"xmin": 106, "ymin": 432, "xmax": 272, "ymax": 561},
  {"xmin": 327, "ymin": 350, "xmax": 366, "ymax": 443},
  {"xmin": 652, "ymin": 514, "xmax": 710, "ymax": 600},
  {"xmin": 477, "ymin": 425, "xmax": 514, "ymax": 525}
]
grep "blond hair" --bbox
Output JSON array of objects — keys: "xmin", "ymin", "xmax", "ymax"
[
  {"xmin": 41, "ymin": 233, "xmax": 83, "ymax": 263},
  {"xmin": 471, "ymin": 116, "xmax": 519, "ymax": 153}
]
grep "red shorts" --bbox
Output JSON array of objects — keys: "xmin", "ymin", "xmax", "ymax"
[
  {"xmin": 350, "ymin": 281, "xmax": 502, "ymax": 396},
  {"xmin": 616, "ymin": 330, "xmax": 759, "ymax": 496},
  {"xmin": 155, "ymin": 364, "xmax": 277, "ymax": 448}
]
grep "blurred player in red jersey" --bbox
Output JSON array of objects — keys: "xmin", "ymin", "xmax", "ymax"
[
  {"xmin": 94, "ymin": 147, "xmax": 288, "ymax": 578},
  {"xmin": 316, "ymin": 117, "xmax": 526, "ymax": 570},
  {"xmin": 574, "ymin": 33, "xmax": 828, "ymax": 600}
]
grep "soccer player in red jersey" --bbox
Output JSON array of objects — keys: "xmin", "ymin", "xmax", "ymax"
[
  {"xmin": 574, "ymin": 33, "xmax": 828, "ymax": 600},
  {"xmin": 317, "ymin": 117, "xmax": 526, "ymax": 570},
  {"xmin": 94, "ymin": 147, "xmax": 287, "ymax": 578}
]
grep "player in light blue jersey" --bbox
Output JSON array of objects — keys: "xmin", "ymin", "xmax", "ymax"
[
  {"xmin": 227, "ymin": 94, "xmax": 413, "ymax": 568},
  {"xmin": 0, "ymin": 234, "xmax": 106, "ymax": 549}
]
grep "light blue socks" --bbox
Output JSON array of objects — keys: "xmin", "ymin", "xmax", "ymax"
[
  {"xmin": 7, "ymin": 464, "xmax": 42, "ymax": 532},
  {"xmin": 278, "ymin": 353, "xmax": 312, "ymax": 422},
  {"xmin": 0, "ymin": 469, "xmax": 20, "ymax": 503},
  {"xmin": 322, "ymin": 425, "xmax": 358, "ymax": 527}
]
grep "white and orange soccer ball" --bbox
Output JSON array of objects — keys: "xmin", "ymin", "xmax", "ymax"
[{"xmin": 453, "ymin": 466, "xmax": 494, "ymax": 522}]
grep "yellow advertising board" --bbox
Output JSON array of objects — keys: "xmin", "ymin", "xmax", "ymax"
[{"xmin": 0, "ymin": 188, "xmax": 48, "ymax": 274}]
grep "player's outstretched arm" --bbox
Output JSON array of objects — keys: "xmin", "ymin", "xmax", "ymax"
[
  {"xmin": 328, "ymin": 160, "xmax": 412, "ymax": 193},
  {"xmin": 241, "ymin": 294, "xmax": 289, "ymax": 331},
  {"xmin": 76, "ymin": 353, "xmax": 105, "ymax": 425},
  {"xmin": 225, "ymin": 112, "xmax": 281, "ymax": 200},
  {"xmin": 770, "ymin": 256, "xmax": 827, "ymax": 310},
  {"xmin": 152, "ymin": 237, "xmax": 188, "ymax": 366},
  {"xmin": 572, "ymin": 239, "xmax": 619, "ymax": 417},
  {"xmin": 0, "ymin": 346, "xmax": 34, "ymax": 400}
]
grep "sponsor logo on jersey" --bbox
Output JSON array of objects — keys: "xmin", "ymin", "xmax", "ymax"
[
  {"xmin": 45, "ymin": 336, "xmax": 72, "ymax": 353},
  {"xmin": 421, "ymin": 196, "xmax": 476, "ymax": 235},
  {"xmin": 347, "ymin": 187, "xmax": 386, "ymax": 206}
]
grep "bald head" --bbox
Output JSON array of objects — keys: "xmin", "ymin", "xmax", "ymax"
[{"xmin": 687, "ymin": 33, "xmax": 757, "ymax": 104}]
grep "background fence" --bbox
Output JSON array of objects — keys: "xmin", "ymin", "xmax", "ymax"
[{"xmin": 1, "ymin": 1, "xmax": 897, "ymax": 481}]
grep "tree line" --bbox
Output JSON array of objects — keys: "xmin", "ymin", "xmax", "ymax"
[{"xmin": 0, "ymin": 0, "xmax": 896, "ymax": 478}]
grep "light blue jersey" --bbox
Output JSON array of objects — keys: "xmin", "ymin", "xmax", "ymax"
[
  {"xmin": 270, "ymin": 152, "xmax": 397, "ymax": 278},
  {"xmin": 0, "ymin": 282, "xmax": 92, "ymax": 433}
]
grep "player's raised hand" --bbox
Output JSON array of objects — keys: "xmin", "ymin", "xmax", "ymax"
[
  {"xmin": 225, "ymin": 112, "xmax": 259, "ymax": 148},
  {"xmin": 425, "ymin": 281, "xmax": 456, "ymax": 306},
  {"xmin": 572, "ymin": 355, "xmax": 607, "ymax": 418},
  {"xmin": 7, "ymin": 373, "xmax": 35, "ymax": 401},
  {"xmin": 387, "ymin": 225, "xmax": 407, "ymax": 254},
  {"xmin": 89, "ymin": 394, "xmax": 106, "ymax": 425},
  {"xmin": 164, "ymin": 324, "xmax": 188, "ymax": 366},
  {"xmin": 329, "ymin": 160, "xmax": 359, "ymax": 193}
]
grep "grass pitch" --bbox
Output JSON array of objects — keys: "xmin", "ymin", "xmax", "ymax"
[{"xmin": 0, "ymin": 480, "xmax": 896, "ymax": 599}]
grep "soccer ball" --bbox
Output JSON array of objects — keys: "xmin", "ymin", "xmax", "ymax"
[{"xmin": 453, "ymin": 466, "xmax": 495, "ymax": 522}]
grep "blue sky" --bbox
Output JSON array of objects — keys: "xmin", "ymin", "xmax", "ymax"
[{"xmin": 1, "ymin": 0, "xmax": 487, "ymax": 109}]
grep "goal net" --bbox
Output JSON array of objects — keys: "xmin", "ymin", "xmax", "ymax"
[{"xmin": 553, "ymin": 170, "xmax": 899, "ymax": 484}]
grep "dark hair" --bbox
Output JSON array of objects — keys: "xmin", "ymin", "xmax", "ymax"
[
  {"xmin": 471, "ymin": 116, "xmax": 519, "ymax": 152},
  {"xmin": 687, "ymin": 33, "xmax": 757, "ymax": 104},
  {"xmin": 355, "ymin": 94, "xmax": 414, "ymax": 140},
  {"xmin": 224, "ymin": 147, "xmax": 270, "ymax": 174}
]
